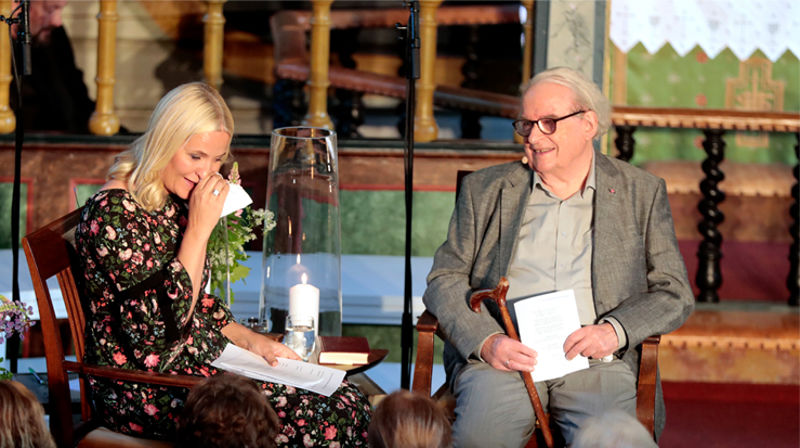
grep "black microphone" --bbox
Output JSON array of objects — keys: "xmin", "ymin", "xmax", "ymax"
[{"xmin": 20, "ymin": 0, "xmax": 31, "ymax": 75}]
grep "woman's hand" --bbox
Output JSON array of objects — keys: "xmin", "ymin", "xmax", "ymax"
[
  {"xmin": 178, "ymin": 172, "xmax": 230, "ymax": 310},
  {"xmin": 247, "ymin": 332, "xmax": 302, "ymax": 366},
  {"xmin": 222, "ymin": 321, "xmax": 301, "ymax": 366},
  {"xmin": 187, "ymin": 172, "xmax": 229, "ymax": 240}
]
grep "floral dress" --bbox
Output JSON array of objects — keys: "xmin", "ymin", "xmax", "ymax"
[{"xmin": 75, "ymin": 189, "xmax": 371, "ymax": 445}]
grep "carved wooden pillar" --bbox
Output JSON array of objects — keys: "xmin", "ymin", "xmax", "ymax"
[
  {"xmin": 0, "ymin": 0, "xmax": 14, "ymax": 133},
  {"xmin": 614, "ymin": 125, "xmax": 636, "ymax": 162},
  {"xmin": 89, "ymin": 0, "xmax": 120, "ymax": 136},
  {"xmin": 414, "ymin": 0, "xmax": 443, "ymax": 142},
  {"xmin": 521, "ymin": 0, "xmax": 535, "ymax": 83},
  {"xmin": 512, "ymin": 0, "xmax": 535, "ymax": 145},
  {"xmin": 789, "ymin": 133, "xmax": 799, "ymax": 306},
  {"xmin": 696, "ymin": 129, "xmax": 726, "ymax": 302},
  {"xmin": 203, "ymin": 0, "xmax": 226, "ymax": 90},
  {"xmin": 304, "ymin": 0, "xmax": 334, "ymax": 129}
]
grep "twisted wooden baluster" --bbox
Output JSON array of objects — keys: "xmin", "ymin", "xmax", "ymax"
[
  {"xmin": 614, "ymin": 125, "xmax": 637, "ymax": 162},
  {"xmin": 696, "ymin": 129, "xmax": 726, "ymax": 302},
  {"xmin": 789, "ymin": 132, "xmax": 799, "ymax": 306}
]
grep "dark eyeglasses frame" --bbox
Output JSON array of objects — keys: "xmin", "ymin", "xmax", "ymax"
[{"xmin": 512, "ymin": 110, "xmax": 587, "ymax": 137}]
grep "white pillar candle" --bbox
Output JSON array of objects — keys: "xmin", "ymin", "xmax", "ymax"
[{"xmin": 289, "ymin": 273, "xmax": 319, "ymax": 332}]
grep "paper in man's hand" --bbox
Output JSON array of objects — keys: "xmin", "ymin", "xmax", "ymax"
[{"xmin": 513, "ymin": 289, "xmax": 589, "ymax": 382}]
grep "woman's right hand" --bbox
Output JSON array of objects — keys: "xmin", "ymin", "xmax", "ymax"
[{"xmin": 186, "ymin": 172, "xmax": 229, "ymax": 240}]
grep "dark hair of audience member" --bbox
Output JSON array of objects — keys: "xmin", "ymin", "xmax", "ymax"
[
  {"xmin": 176, "ymin": 374, "xmax": 279, "ymax": 448},
  {"xmin": 0, "ymin": 380, "xmax": 56, "ymax": 448},
  {"xmin": 368, "ymin": 389, "xmax": 452, "ymax": 448}
]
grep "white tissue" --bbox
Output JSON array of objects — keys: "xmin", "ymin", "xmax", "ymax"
[{"xmin": 220, "ymin": 183, "xmax": 253, "ymax": 217}]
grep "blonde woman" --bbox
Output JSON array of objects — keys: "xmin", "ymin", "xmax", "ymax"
[
  {"xmin": 0, "ymin": 380, "xmax": 56, "ymax": 448},
  {"xmin": 75, "ymin": 83, "xmax": 371, "ymax": 445}
]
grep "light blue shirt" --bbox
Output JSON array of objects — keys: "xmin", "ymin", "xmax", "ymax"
[{"xmin": 505, "ymin": 155, "xmax": 627, "ymax": 351}]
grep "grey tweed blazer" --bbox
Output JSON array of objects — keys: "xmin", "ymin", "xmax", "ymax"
[{"xmin": 422, "ymin": 151, "xmax": 694, "ymax": 436}]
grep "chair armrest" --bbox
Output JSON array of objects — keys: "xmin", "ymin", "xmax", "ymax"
[
  {"xmin": 63, "ymin": 360, "xmax": 205, "ymax": 389},
  {"xmin": 412, "ymin": 310, "xmax": 439, "ymax": 396},
  {"xmin": 636, "ymin": 335, "xmax": 661, "ymax": 437}
]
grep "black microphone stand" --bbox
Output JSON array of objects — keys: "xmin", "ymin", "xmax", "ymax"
[
  {"xmin": 1, "ymin": 0, "xmax": 31, "ymax": 374},
  {"xmin": 397, "ymin": 0, "xmax": 420, "ymax": 391}
]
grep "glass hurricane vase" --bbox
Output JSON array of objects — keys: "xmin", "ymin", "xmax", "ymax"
[{"xmin": 260, "ymin": 127, "xmax": 342, "ymax": 336}]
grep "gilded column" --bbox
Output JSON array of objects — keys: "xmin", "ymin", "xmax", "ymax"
[
  {"xmin": 521, "ymin": 0, "xmax": 534, "ymax": 83},
  {"xmin": 0, "ymin": 0, "xmax": 15, "ymax": 133},
  {"xmin": 515, "ymin": 0, "xmax": 535, "ymax": 144},
  {"xmin": 89, "ymin": 0, "xmax": 120, "ymax": 136},
  {"xmin": 203, "ymin": 0, "xmax": 226, "ymax": 90},
  {"xmin": 414, "ymin": 0, "xmax": 443, "ymax": 142},
  {"xmin": 303, "ymin": 0, "xmax": 333, "ymax": 129}
]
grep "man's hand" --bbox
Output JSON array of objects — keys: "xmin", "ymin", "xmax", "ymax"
[
  {"xmin": 480, "ymin": 334, "xmax": 538, "ymax": 372},
  {"xmin": 563, "ymin": 323, "xmax": 618, "ymax": 360}
]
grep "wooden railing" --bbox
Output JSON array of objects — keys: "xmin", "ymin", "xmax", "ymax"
[
  {"xmin": 0, "ymin": 0, "xmax": 228, "ymax": 136},
  {"xmin": 611, "ymin": 107, "xmax": 800, "ymax": 306},
  {"xmin": 0, "ymin": 2, "xmax": 796, "ymax": 305}
]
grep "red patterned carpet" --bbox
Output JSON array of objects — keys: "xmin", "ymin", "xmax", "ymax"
[{"xmin": 660, "ymin": 382, "xmax": 800, "ymax": 447}]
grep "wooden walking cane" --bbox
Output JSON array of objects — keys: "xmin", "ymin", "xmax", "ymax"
[{"xmin": 469, "ymin": 277, "xmax": 554, "ymax": 448}]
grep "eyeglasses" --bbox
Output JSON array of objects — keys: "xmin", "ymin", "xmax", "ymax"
[{"xmin": 512, "ymin": 110, "xmax": 586, "ymax": 137}]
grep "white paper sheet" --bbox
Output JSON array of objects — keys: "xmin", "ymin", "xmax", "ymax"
[
  {"xmin": 220, "ymin": 183, "xmax": 253, "ymax": 218},
  {"xmin": 210, "ymin": 344, "xmax": 345, "ymax": 396},
  {"xmin": 513, "ymin": 289, "xmax": 590, "ymax": 382}
]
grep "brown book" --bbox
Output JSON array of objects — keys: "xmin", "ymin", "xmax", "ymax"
[{"xmin": 317, "ymin": 336, "xmax": 370, "ymax": 365}]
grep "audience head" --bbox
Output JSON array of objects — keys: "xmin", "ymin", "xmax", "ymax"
[
  {"xmin": 572, "ymin": 409, "xmax": 657, "ymax": 448},
  {"xmin": 521, "ymin": 66, "xmax": 611, "ymax": 140},
  {"xmin": 0, "ymin": 380, "xmax": 56, "ymax": 448},
  {"xmin": 177, "ymin": 374, "xmax": 279, "ymax": 448},
  {"xmin": 107, "ymin": 82, "xmax": 234, "ymax": 211},
  {"xmin": 12, "ymin": 0, "xmax": 68, "ymax": 44},
  {"xmin": 368, "ymin": 390, "xmax": 452, "ymax": 448}
]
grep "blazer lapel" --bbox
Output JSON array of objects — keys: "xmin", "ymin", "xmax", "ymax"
[
  {"xmin": 593, "ymin": 153, "xmax": 624, "ymax": 311},
  {"xmin": 498, "ymin": 164, "xmax": 532, "ymax": 278}
]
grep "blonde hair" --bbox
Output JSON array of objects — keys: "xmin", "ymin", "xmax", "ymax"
[
  {"xmin": 107, "ymin": 82, "xmax": 234, "ymax": 211},
  {"xmin": 0, "ymin": 380, "xmax": 56, "ymax": 448},
  {"xmin": 522, "ymin": 66, "xmax": 611, "ymax": 140},
  {"xmin": 368, "ymin": 390, "xmax": 452, "ymax": 448}
]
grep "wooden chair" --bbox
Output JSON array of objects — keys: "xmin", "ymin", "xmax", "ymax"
[
  {"xmin": 411, "ymin": 310, "xmax": 661, "ymax": 447},
  {"xmin": 22, "ymin": 207, "xmax": 203, "ymax": 448}
]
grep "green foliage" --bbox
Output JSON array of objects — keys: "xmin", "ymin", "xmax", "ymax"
[
  {"xmin": 207, "ymin": 207, "xmax": 274, "ymax": 304},
  {"xmin": 206, "ymin": 162, "xmax": 276, "ymax": 304}
]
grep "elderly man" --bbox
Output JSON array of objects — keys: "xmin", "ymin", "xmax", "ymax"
[{"xmin": 422, "ymin": 66, "xmax": 694, "ymax": 447}]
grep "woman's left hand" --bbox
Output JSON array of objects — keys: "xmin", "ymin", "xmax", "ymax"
[
  {"xmin": 222, "ymin": 321, "xmax": 301, "ymax": 366},
  {"xmin": 248, "ymin": 332, "xmax": 301, "ymax": 366}
]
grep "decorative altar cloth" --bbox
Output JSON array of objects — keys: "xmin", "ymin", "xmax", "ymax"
[{"xmin": 610, "ymin": 0, "xmax": 799, "ymax": 61}]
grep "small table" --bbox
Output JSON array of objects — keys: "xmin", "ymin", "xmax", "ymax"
[
  {"xmin": 320, "ymin": 348, "xmax": 389, "ymax": 376},
  {"xmin": 316, "ymin": 347, "xmax": 389, "ymax": 405}
]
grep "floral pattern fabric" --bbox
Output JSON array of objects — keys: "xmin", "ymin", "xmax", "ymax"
[{"xmin": 75, "ymin": 189, "xmax": 370, "ymax": 445}]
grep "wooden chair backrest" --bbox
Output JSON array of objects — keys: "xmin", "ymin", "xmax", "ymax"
[
  {"xmin": 22, "ymin": 207, "xmax": 87, "ymax": 445},
  {"xmin": 23, "ymin": 207, "xmax": 204, "ymax": 448}
]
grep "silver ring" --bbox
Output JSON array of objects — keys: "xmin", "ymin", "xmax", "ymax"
[
  {"xmin": 505, "ymin": 359, "xmax": 511, "ymax": 368},
  {"xmin": 212, "ymin": 189, "xmax": 220, "ymax": 197}
]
